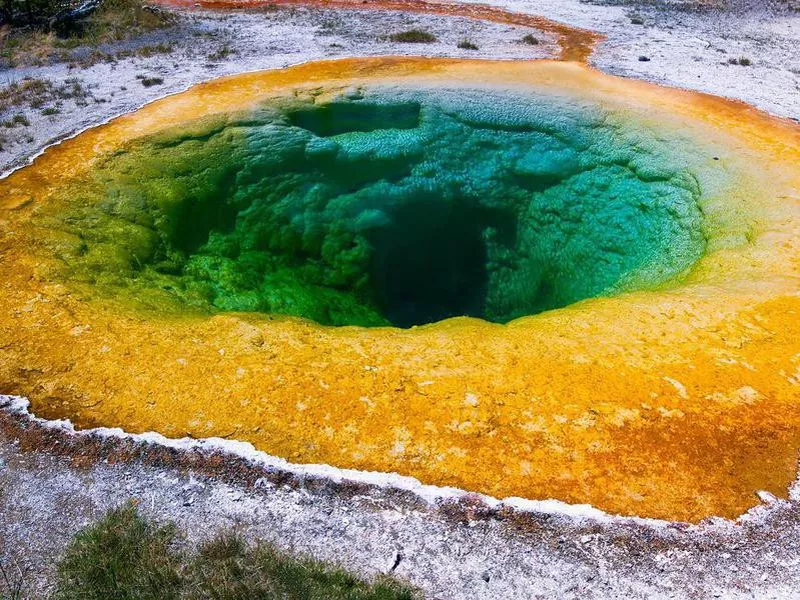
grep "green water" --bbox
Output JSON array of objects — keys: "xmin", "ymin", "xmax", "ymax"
[{"xmin": 38, "ymin": 86, "xmax": 707, "ymax": 327}]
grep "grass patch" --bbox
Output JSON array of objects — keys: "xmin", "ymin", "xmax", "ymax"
[
  {"xmin": 387, "ymin": 29, "xmax": 437, "ymax": 43},
  {"xmin": 0, "ymin": 77, "xmax": 88, "ymax": 112},
  {"xmin": 52, "ymin": 503, "xmax": 420, "ymax": 600},
  {"xmin": 207, "ymin": 44, "xmax": 234, "ymax": 61},
  {"xmin": 520, "ymin": 33, "xmax": 539, "ymax": 45},
  {"xmin": 0, "ymin": 0, "xmax": 175, "ymax": 67},
  {"xmin": 0, "ymin": 79, "xmax": 51, "ymax": 111},
  {"xmin": 53, "ymin": 503, "xmax": 182, "ymax": 600},
  {"xmin": 0, "ymin": 556, "xmax": 27, "ymax": 600},
  {"xmin": 2, "ymin": 114, "xmax": 30, "ymax": 127},
  {"xmin": 82, "ymin": 0, "xmax": 175, "ymax": 43},
  {"xmin": 121, "ymin": 42, "xmax": 175, "ymax": 59},
  {"xmin": 457, "ymin": 39, "xmax": 478, "ymax": 50},
  {"xmin": 728, "ymin": 56, "xmax": 752, "ymax": 66},
  {"xmin": 66, "ymin": 42, "xmax": 175, "ymax": 68}
]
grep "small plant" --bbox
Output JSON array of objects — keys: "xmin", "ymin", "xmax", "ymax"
[
  {"xmin": 630, "ymin": 15, "xmax": 644, "ymax": 25},
  {"xmin": 41, "ymin": 107, "xmax": 60, "ymax": 115},
  {"xmin": 521, "ymin": 33, "xmax": 539, "ymax": 45},
  {"xmin": 728, "ymin": 56, "xmax": 752, "ymax": 66},
  {"xmin": 59, "ymin": 78, "xmax": 88, "ymax": 101},
  {"xmin": 208, "ymin": 45, "xmax": 234, "ymax": 61},
  {"xmin": 388, "ymin": 29, "xmax": 437, "ymax": 43},
  {"xmin": 0, "ymin": 0, "xmax": 175, "ymax": 67},
  {"xmin": 140, "ymin": 77, "xmax": 165, "ymax": 87},
  {"xmin": 185, "ymin": 533, "xmax": 419, "ymax": 599},
  {"xmin": 457, "ymin": 39, "xmax": 478, "ymax": 50},
  {"xmin": 2, "ymin": 114, "xmax": 30, "ymax": 128}
]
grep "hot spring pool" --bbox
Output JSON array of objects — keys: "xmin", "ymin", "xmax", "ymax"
[{"xmin": 2, "ymin": 58, "xmax": 800, "ymax": 521}]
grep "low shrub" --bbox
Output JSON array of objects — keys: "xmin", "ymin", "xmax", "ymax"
[
  {"xmin": 388, "ymin": 29, "xmax": 436, "ymax": 43},
  {"xmin": 139, "ymin": 76, "xmax": 164, "ymax": 87}
]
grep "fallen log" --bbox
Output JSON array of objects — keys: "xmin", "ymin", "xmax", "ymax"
[{"xmin": 49, "ymin": 0, "xmax": 103, "ymax": 34}]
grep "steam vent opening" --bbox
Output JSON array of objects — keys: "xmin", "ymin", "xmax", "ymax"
[{"xmin": 41, "ymin": 86, "xmax": 706, "ymax": 328}]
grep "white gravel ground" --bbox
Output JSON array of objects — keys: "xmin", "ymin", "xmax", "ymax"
[{"xmin": 462, "ymin": 0, "xmax": 800, "ymax": 120}]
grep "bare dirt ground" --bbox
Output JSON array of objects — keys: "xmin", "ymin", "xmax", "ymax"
[{"xmin": 1, "ymin": 1, "xmax": 800, "ymax": 598}]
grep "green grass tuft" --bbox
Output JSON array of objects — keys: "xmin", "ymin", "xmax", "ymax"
[
  {"xmin": 139, "ymin": 76, "xmax": 164, "ymax": 87},
  {"xmin": 2, "ymin": 114, "xmax": 30, "ymax": 127},
  {"xmin": 387, "ymin": 29, "xmax": 437, "ymax": 43},
  {"xmin": 53, "ymin": 502, "xmax": 183, "ymax": 600},
  {"xmin": 0, "ymin": 0, "xmax": 175, "ymax": 67},
  {"xmin": 207, "ymin": 45, "xmax": 234, "ymax": 61},
  {"xmin": 186, "ymin": 533, "xmax": 419, "ymax": 600},
  {"xmin": 52, "ymin": 503, "xmax": 420, "ymax": 600}
]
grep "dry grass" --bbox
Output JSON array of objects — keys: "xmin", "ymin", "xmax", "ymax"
[
  {"xmin": 0, "ymin": 0, "xmax": 175, "ymax": 67},
  {"xmin": 83, "ymin": 0, "xmax": 174, "ymax": 42},
  {"xmin": 186, "ymin": 534, "xmax": 419, "ymax": 600},
  {"xmin": 53, "ymin": 503, "xmax": 182, "ymax": 600},
  {"xmin": 0, "ymin": 557, "xmax": 27, "ymax": 600},
  {"xmin": 0, "ymin": 77, "xmax": 87, "ymax": 112}
]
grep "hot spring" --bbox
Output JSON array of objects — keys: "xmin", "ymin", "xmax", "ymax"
[
  {"xmin": 35, "ymin": 85, "xmax": 708, "ymax": 328},
  {"xmin": 2, "ymin": 59, "xmax": 800, "ymax": 522}
]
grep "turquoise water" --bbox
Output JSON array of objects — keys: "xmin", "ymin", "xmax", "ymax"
[{"xmin": 41, "ymin": 85, "xmax": 707, "ymax": 327}]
